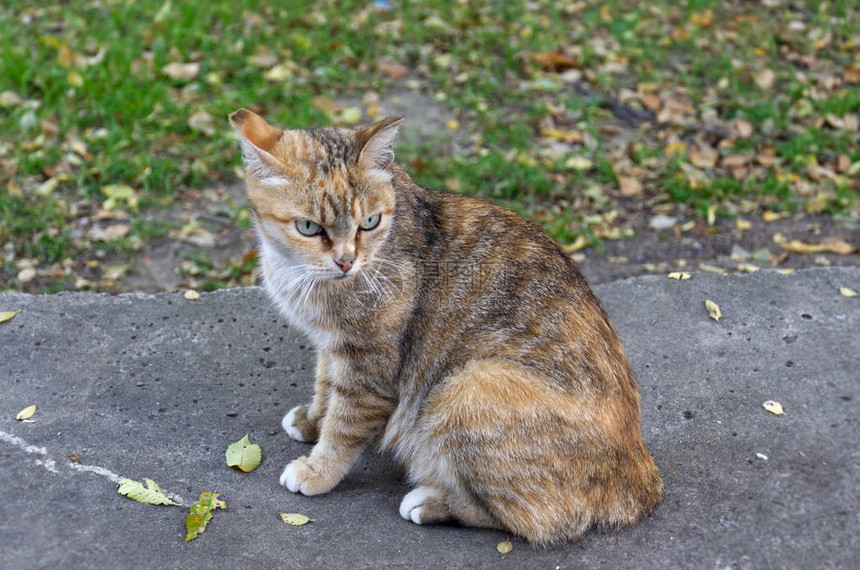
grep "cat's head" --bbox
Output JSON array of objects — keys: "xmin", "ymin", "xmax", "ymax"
[{"xmin": 229, "ymin": 109, "xmax": 402, "ymax": 281}]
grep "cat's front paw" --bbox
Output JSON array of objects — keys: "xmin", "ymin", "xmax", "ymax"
[
  {"xmin": 282, "ymin": 405, "xmax": 319, "ymax": 443},
  {"xmin": 279, "ymin": 456, "xmax": 337, "ymax": 496}
]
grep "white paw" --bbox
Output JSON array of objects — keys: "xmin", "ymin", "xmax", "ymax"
[
  {"xmin": 280, "ymin": 462, "xmax": 301, "ymax": 493},
  {"xmin": 282, "ymin": 406, "xmax": 306, "ymax": 442},
  {"xmin": 399, "ymin": 486, "xmax": 436, "ymax": 524}
]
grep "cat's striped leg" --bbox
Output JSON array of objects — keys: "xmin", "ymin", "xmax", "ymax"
[
  {"xmin": 283, "ymin": 352, "xmax": 332, "ymax": 443},
  {"xmin": 280, "ymin": 380, "xmax": 394, "ymax": 495}
]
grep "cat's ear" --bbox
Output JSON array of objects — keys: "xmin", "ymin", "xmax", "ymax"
[
  {"xmin": 229, "ymin": 108, "xmax": 289, "ymax": 182},
  {"xmin": 357, "ymin": 116, "xmax": 404, "ymax": 171}
]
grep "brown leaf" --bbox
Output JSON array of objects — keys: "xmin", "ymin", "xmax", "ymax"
[
  {"xmin": 690, "ymin": 144, "xmax": 718, "ymax": 169},
  {"xmin": 376, "ymin": 56, "xmax": 409, "ymax": 79},
  {"xmin": 529, "ymin": 51, "xmax": 579, "ymax": 72},
  {"xmin": 617, "ymin": 176, "xmax": 643, "ymax": 197},
  {"xmin": 312, "ymin": 95, "xmax": 347, "ymax": 117}
]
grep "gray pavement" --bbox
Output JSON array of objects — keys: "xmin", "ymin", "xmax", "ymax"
[{"xmin": 1, "ymin": 267, "xmax": 858, "ymax": 569}]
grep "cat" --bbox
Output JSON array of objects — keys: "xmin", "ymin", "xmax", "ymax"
[{"xmin": 228, "ymin": 108, "xmax": 662, "ymax": 544}]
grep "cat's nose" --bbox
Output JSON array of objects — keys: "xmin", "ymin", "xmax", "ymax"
[{"xmin": 334, "ymin": 257, "xmax": 355, "ymax": 273}]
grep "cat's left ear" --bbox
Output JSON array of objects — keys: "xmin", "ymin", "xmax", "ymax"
[{"xmin": 357, "ymin": 116, "xmax": 404, "ymax": 171}]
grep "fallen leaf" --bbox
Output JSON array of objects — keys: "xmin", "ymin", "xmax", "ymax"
[
  {"xmin": 183, "ymin": 290, "xmax": 201, "ymax": 301},
  {"xmin": 162, "ymin": 62, "xmax": 200, "ymax": 81},
  {"xmin": 617, "ymin": 176, "xmax": 643, "ymax": 197},
  {"xmin": 312, "ymin": 95, "xmax": 347, "ymax": 117},
  {"xmin": 496, "ymin": 540, "xmax": 513, "ymax": 554},
  {"xmin": 762, "ymin": 211, "xmax": 785, "ymax": 223},
  {"xmin": 185, "ymin": 491, "xmax": 226, "ymax": 542},
  {"xmin": 736, "ymin": 219, "xmax": 752, "ymax": 231},
  {"xmin": 376, "ymin": 56, "xmax": 409, "ymax": 79},
  {"xmin": 762, "ymin": 400, "xmax": 784, "ymax": 415},
  {"xmin": 16, "ymin": 405, "xmax": 36, "ymax": 420},
  {"xmin": 562, "ymin": 234, "xmax": 590, "ymax": 253},
  {"xmin": 564, "ymin": 156, "xmax": 593, "ymax": 171},
  {"xmin": 188, "ymin": 110, "xmax": 216, "ymax": 137},
  {"xmin": 529, "ymin": 51, "xmax": 578, "ymax": 72},
  {"xmin": 780, "ymin": 239, "xmax": 856, "ymax": 255},
  {"xmin": 754, "ymin": 68, "xmax": 776, "ymax": 90},
  {"xmin": 736, "ymin": 263, "xmax": 760, "ymax": 273},
  {"xmin": 839, "ymin": 287, "xmax": 858, "ymax": 298},
  {"xmin": 225, "ymin": 434, "xmax": 262, "ymax": 473},
  {"xmin": 445, "ymin": 118, "xmax": 460, "ymax": 132},
  {"xmin": 667, "ymin": 272, "xmax": 692, "ymax": 280},
  {"xmin": 705, "ymin": 299, "xmax": 722, "ymax": 322},
  {"xmin": 0, "ymin": 310, "xmax": 21, "ymax": 324},
  {"xmin": 117, "ymin": 478, "xmax": 181, "ymax": 506},
  {"xmin": 337, "ymin": 107, "xmax": 362, "ymax": 125},
  {"xmin": 279, "ymin": 513, "xmax": 313, "ymax": 526}
]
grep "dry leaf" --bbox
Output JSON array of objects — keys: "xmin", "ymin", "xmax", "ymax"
[
  {"xmin": 188, "ymin": 110, "xmax": 216, "ymax": 137},
  {"xmin": 184, "ymin": 290, "xmax": 200, "ymax": 301},
  {"xmin": 617, "ymin": 176, "xmax": 643, "ymax": 197},
  {"xmin": 562, "ymin": 234, "xmax": 590, "ymax": 253},
  {"xmin": 780, "ymin": 239, "xmax": 856, "ymax": 255},
  {"xmin": 376, "ymin": 56, "xmax": 409, "ymax": 79},
  {"xmin": 839, "ymin": 287, "xmax": 859, "ymax": 298},
  {"xmin": 279, "ymin": 513, "xmax": 314, "ymax": 526},
  {"xmin": 162, "ymin": 62, "xmax": 200, "ymax": 81},
  {"xmin": 529, "ymin": 51, "xmax": 578, "ymax": 72},
  {"xmin": 705, "ymin": 299, "xmax": 722, "ymax": 322},
  {"xmin": 755, "ymin": 68, "xmax": 776, "ymax": 90},
  {"xmin": 736, "ymin": 219, "xmax": 752, "ymax": 231},
  {"xmin": 736, "ymin": 263, "xmax": 760, "ymax": 273},
  {"xmin": 0, "ymin": 310, "xmax": 21, "ymax": 324},
  {"xmin": 762, "ymin": 211, "xmax": 785, "ymax": 222},
  {"xmin": 667, "ymin": 272, "xmax": 692, "ymax": 280},
  {"xmin": 564, "ymin": 156, "xmax": 593, "ymax": 171},
  {"xmin": 16, "ymin": 405, "xmax": 36, "ymax": 420},
  {"xmin": 496, "ymin": 540, "xmax": 513, "ymax": 554},
  {"xmin": 762, "ymin": 400, "xmax": 784, "ymax": 415}
]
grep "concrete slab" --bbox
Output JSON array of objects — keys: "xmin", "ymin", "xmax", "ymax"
[{"xmin": 1, "ymin": 267, "xmax": 858, "ymax": 569}]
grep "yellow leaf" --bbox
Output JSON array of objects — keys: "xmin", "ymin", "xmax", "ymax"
[
  {"xmin": 280, "ymin": 513, "xmax": 314, "ymax": 526},
  {"xmin": 562, "ymin": 234, "xmax": 590, "ymax": 253},
  {"xmin": 667, "ymin": 272, "xmax": 692, "ymax": 280},
  {"xmin": 839, "ymin": 287, "xmax": 859, "ymax": 298},
  {"xmin": 665, "ymin": 141, "xmax": 687, "ymax": 156},
  {"xmin": 496, "ymin": 540, "xmax": 513, "ymax": 554},
  {"xmin": 445, "ymin": 118, "xmax": 460, "ymax": 132},
  {"xmin": 705, "ymin": 299, "xmax": 722, "ymax": 322},
  {"xmin": 762, "ymin": 211, "xmax": 784, "ymax": 222},
  {"xmin": 780, "ymin": 239, "xmax": 857, "ymax": 255},
  {"xmin": 775, "ymin": 268, "xmax": 795, "ymax": 275},
  {"xmin": 183, "ymin": 290, "xmax": 201, "ymax": 301},
  {"xmin": 16, "ymin": 405, "xmax": 36, "ymax": 421},
  {"xmin": 762, "ymin": 400, "xmax": 784, "ymax": 415},
  {"xmin": 736, "ymin": 218, "xmax": 752, "ymax": 231},
  {"xmin": 0, "ymin": 310, "xmax": 21, "ymax": 324},
  {"xmin": 736, "ymin": 263, "xmax": 760, "ymax": 273}
]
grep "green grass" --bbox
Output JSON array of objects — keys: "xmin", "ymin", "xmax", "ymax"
[{"xmin": 1, "ymin": 0, "xmax": 858, "ymax": 292}]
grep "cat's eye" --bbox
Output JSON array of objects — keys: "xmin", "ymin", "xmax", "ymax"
[
  {"xmin": 296, "ymin": 220, "xmax": 323, "ymax": 237},
  {"xmin": 359, "ymin": 213, "xmax": 381, "ymax": 231}
]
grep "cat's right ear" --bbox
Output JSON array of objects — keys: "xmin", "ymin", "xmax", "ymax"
[{"xmin": 228, "ymin": 109, "xmax": 289, "ymax": 183}]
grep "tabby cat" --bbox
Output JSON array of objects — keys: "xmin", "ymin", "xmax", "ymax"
[{"xmin": 229, "ymin": 108, "xmax": 661, "ymax": 544}]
